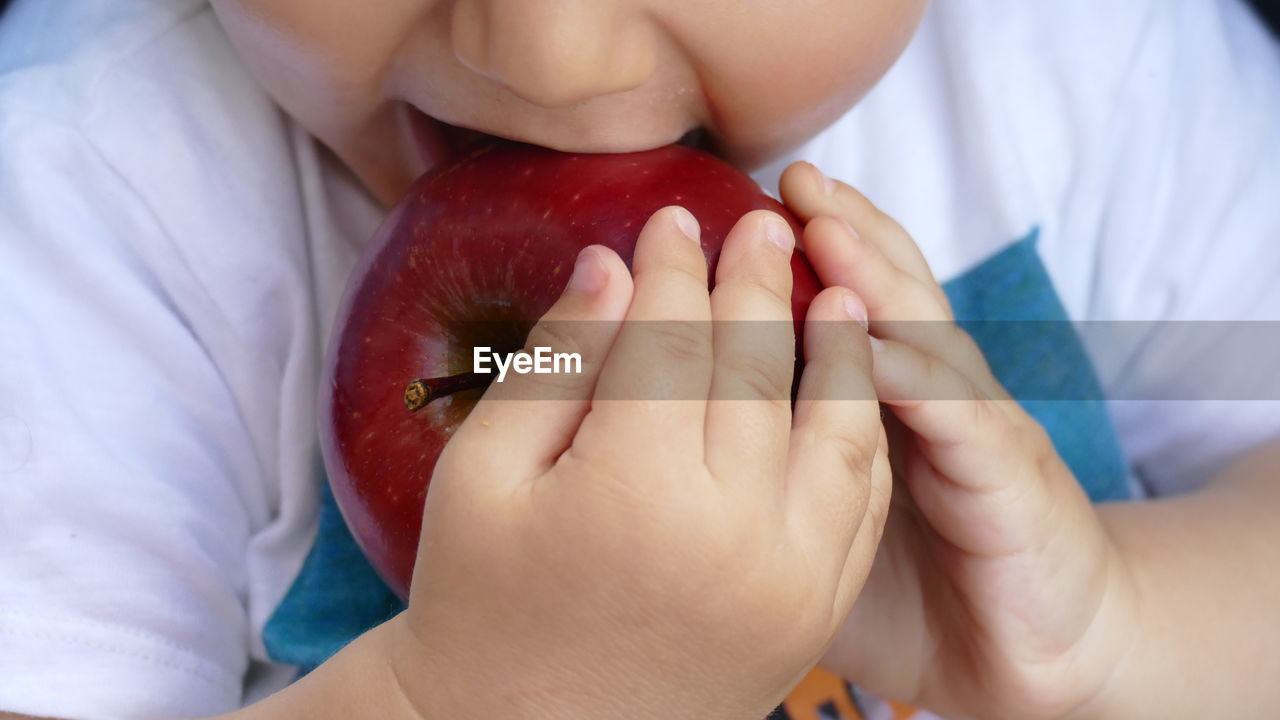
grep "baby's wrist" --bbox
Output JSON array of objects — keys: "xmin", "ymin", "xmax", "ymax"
[
  {"xmin": 378, "ymin": 613, "xmax": 500, "ymax": 720},
  {"xmin": 972, "ymin": 534, "xmax": 1143, "ymax": 720},
  {"xmin": 1059, "ymin": 516, "xmax": 1146, "ymax": 720},
  {"xmin": 381, "ymin": 612, "xmax": 606, "ymax": 720},
  {"xmin": 220, "ymin": 615, "xmax": 426, "ymax": 720}
]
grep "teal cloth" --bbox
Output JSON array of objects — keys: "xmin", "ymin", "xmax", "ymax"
[
  {"xmin": 942, "ymin": 229, "xmax": 1130, "ymax": 502},
  {"xmin": 261, "ymin": 479, "xmax": 404, "ymax": 669},
  {"xmin": 263, "ymin": 227, "xmax": 1133, "ymax": 672}
]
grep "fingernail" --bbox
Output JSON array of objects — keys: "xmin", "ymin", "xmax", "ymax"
[
  {"xmin": 568, "ymin": 247, "xmax": 608, "ymax": 294},
  {"xmin": 839, "ymin": 217, "xmax": 860, "ymax": 241},
  {"xmin": 842, "ymin": 291, "xmax": 869, "ymax": 331},
  {"xmin": 673, "ymin": 207, "xmax": 701, "ymax": 244},
  {"xmin": 765, "ymin": 217, "xmax": 794, "ymax": 253}
]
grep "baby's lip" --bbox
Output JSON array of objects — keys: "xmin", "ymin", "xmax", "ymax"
[{"xmin": 406, "ymin": 105, "xmax": 715, "ymax": 174}]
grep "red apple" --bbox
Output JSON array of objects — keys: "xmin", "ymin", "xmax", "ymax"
[{"xmin": 320, "ymin": 140, "xmax": 821, "ymax": 600}]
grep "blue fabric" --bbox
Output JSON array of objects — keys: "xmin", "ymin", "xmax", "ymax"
[
  {"xmin": 261, "ymin": 480, "xmax": 404, "ymax": 671},
  {"xmin": 263, "ymin": 227, "xmax": 1133, "ymax": 672},
  {"xmin": 941, "ymin": 229, "xmax": 1130, "ymax": 502}
]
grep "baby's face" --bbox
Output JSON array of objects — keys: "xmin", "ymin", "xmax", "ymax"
[{"xmin": 211, "ymin": 0, "xmax": 927, "ymax": 206}]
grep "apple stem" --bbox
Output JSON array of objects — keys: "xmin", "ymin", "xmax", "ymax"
[{"xmin": 404, "ymin": 372, "xmax": 489, "ymax": 412}]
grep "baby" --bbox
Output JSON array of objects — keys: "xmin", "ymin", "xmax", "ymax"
[{"xmin": 1, "ymin": 0, "xmax": 1278, "ymax": 718}]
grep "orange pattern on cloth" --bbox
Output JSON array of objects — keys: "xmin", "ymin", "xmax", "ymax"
[
  {"xmin": 883, "ymin": 698, "xmax": 926, "ymax": 719},
  {"xmin": 782, "ymin": 669, "xmax": 927, "ymax": 720},
  {"xmin": 782, "ymin": 668, "xmax": 864, "ymax": 720}
]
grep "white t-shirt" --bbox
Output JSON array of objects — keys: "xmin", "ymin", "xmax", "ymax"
[
  {"xmin": 0, "ymin": 0, "xmax": 1277, "ymax": 717},
  {"xmin": 0, "ymin": 0, "xmax": 382, "ymax": 714}
]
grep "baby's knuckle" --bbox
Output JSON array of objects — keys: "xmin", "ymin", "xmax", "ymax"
[
  {"xmin": 719, "ymin": 351, "xmax": 792, "ymax": 401},
  {"xmin": 525, "ymin": 320, "xmax": 584, "ymax": 361},
  {"xmin": 665, "ymin": 257, "xmax": 715, "ymax": 295},
  {"xmin": 887, "ymin": 263, "xmax": 919, "ymax": 297},
  {"xmin": 915, "ymin": 352, "xmax": 950, "ymax": 398},
  {"xmin": 968, "ymin": 391, "xmax": 1001, "ymax": 428},
  {"xmin": 741, "ymin": 271, "xmax": 795, "ymax": 312},
  {"xmin": 995, "ymin": 405, "xmax": 1045, "ymax": 455},
  {"xmin": 986, "ymin": 404, "xmax": 1026, "ymax": 451},
  {"xmin": 947, "ymin": 324, "xmax": 984, "ymax": 361},
  {"xmin": 649, "ymin": 321, "xmax": 710, "ymax": 364},
  {"xmin": 826, "ymin": 430, "xmax": 876, "ymax": 476}
]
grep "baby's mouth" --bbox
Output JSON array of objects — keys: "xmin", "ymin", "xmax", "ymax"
[
  {"xmin": 406, "ymin": 108, "xmax": 491, "ymax": 175},
  {"xmin": 406, "ymin": 105, "xmax": 717, "ymax": 177},
  {"xmin": 675, "ymin": 127, "xmax": 716, "ymax": 154}
]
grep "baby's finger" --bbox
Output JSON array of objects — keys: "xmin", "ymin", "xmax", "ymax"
[
  {"xmin": 780, "ymin": 161, "xmax": 943, "ymax": 302},
  {"xmin": 449, "ymin": 246, "xmax": 633, "ymax": 477},
  {"xmin": 704, "ymin": 210, "xmax": 796, "ymax": 486},
  {"xmin": 832, "ymin": 422, "xmax": 892, "ymax": 615},
  {"xmin": 875, "ymin": 334, "xmax": 1074, "ymax": 557},
  {"xmin": 803, "ymin": 214, "xmax": 950, "ymax": 326},
  {"xmin": 785, "ymin": 287, "xmax": 883, "ymax": 574},
  {"xmin": 585, "ymin": 206, "xmax": 713, "ymax": 462},
  {"xmin": 804, "ymin": 217, "xmax": 1003, "ymax": 397},
  {"xmin": 869, "ymin": 335, "xmax": 1052, "ymax": 508}
]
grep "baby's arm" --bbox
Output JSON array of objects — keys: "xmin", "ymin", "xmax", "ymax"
[
  {"xmin": 1057, "ymin": 0, "xmax": 1280, "ymax": 711},
  {"xmin": 1083, "ymin": 438, "xmax": 1280, "ymax": 717}
]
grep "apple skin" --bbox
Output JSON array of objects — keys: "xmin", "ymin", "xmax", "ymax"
[{"xmin": 320, "ymin": 140, "xmax": 821, "ymax": 600}]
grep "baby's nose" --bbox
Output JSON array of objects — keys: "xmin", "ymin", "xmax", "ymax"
[{"xmin": 451, "ymin": 0, "xmax": 655, "ymax": 108}]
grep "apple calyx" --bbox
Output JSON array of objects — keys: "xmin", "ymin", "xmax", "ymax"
[{"xmin": 404, "ymin": 372, "xmax": 489, "ymax": 412}]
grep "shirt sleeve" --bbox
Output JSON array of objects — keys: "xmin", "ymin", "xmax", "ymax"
[
  {"xmin": 1037, "ymin": 0, "xmax": 1280, "ymax": 496},
  {"xmin": 0, "ymin": 113, "xmax": 262, "ymax": 717}
]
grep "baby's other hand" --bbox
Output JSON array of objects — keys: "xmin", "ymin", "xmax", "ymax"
[
  {"xmin": 781, "ymin": 163, "xmax": 1140, "ymax": 720},
  {"xmin": 389, "ymin": 206, "xmax": 891, "ymax": 720}
]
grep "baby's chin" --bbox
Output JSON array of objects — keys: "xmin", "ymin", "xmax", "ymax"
[{"xmin": 404, "ymin": 104, "xmax": 720, "ymax": 179}]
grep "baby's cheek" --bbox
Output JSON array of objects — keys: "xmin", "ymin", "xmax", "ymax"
[
  {"xmin": 211, "ymin": 0, "xmax": 411, "ymax": 98},
  {"xmin": 210, "ymin": 0, "xmax": 437, "ymax": 202},
  {"xmin": 687, "ymin": 0, "xmax": 927, "ymax": 168}
]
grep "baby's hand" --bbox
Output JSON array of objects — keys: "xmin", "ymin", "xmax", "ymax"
[
  {"xmin": 779, "ymin": 164, "xmax": 1140, "ymax": 720},
  {"xmin": 388, "ymin": 207, "xmax": 891, "ymax": 719}
]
